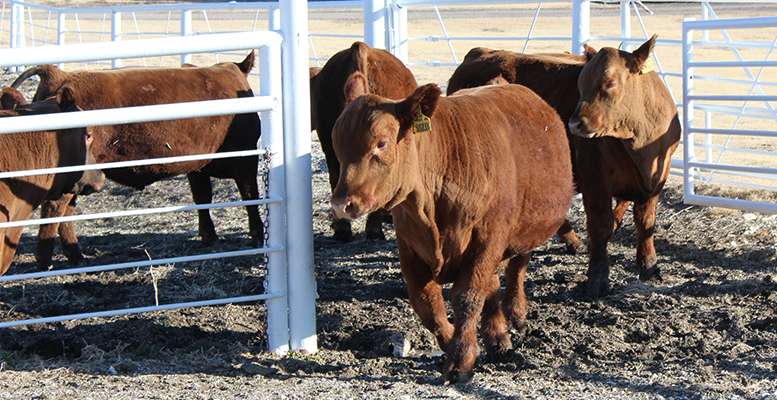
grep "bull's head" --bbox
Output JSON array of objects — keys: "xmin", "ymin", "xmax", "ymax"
[
  {"xmin": 330, "ymin": 72, "xmax": 441, "ymax": 220},
  {"xmin": 54, "ymin": 86, "xmax": 105, "ymax": 196},
  {"xmin": 568, "ymin": 35, "xmax": 657, "ymax": 139}
]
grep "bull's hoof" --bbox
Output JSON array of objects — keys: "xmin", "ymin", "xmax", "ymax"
[
  {"xmin": 639, "ymin": 265, "xmax": 663, "ymax": 282},
  {"xmin": 199, "ymin": 235, "xmax": 219, "ymax": 247},
  {"xmin": 62, "ymin": 245, "xmax": 84, "ymax": 265},
  {"xmin": 249, "ymin": 236, "xmax": 265, "ymax": 248},
  {"xmin": 333, "ymin": 229, "xmax": 353, "ymax": 243},
  {"xmin": 445, "ymin": 369, "xmax": 474, "ymax": 385},
  {"xmin": 512, "ymin": 319, "xmax": 529, "ymax": 338},
  {"xmin": 365, "ymin": 229, "xmax": 386, "ymax": 241},
  {"xmin": 585, "ymin": 277, "xmax": 609, "ymax": 299},
  {"xmin": 484, "ymin": 342, "xmax": 512, "ymax": 363},
  {"xmin": 36, "ymin": 263, "xmax": 53, "ymax": 272},
  {"xmin": 565, "ymin": 240, "xmax": 584, "ymax": 255}
]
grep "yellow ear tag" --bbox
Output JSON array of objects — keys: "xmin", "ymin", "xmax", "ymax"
[
  {"xmin": 413, "ymin": 109, "xmax": 432, "ymax": 133},
  {"xmin": 641, "ymin": 57, "xmax": 656, "ymax": 74}
]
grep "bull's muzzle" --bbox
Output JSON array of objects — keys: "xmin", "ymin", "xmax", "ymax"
[{"xmin": 331, "ymin": 194, "xmax": 372, "ymax": 220}]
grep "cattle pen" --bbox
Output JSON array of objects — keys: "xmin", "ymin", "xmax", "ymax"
[{"xmin": 0, "ymin": 0, "xmax": 776, "ymax": 399}]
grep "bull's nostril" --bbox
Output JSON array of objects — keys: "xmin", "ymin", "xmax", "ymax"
[{"xmin": 345, "ymin": 201, "xmax": 356, "ymax": 215}]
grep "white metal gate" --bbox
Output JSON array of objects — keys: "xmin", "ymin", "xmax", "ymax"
[
  {"xmin": 0, "ymin": 0, "xmax": 317, "ymax": 354},
  {"xmin": 683, "ymin": 16, "xmax": 777, "ymax": 213}
]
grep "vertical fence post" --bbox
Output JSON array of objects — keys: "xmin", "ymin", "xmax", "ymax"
[
  {"xmin": 387, "ymin": 1, "xmax": 408, "ymax": 63},
  {"xmin": 620, "ymin": 0, "xmax": 631, "ymax": 50},
  {"xmin": 268, "ymin": 6, "xmax": 280, "ymax": 32},
  {"xmin": 682, "ymin": 19, "xmax": 696, "ymax": 200},
  {"xmin": 56, "ymin": 12, "xmax": 66, "ymax": 69},
  {"xmin": 571, "ymin": 0, "xmax": 590, "ymax": 55},
  {"xmin": 704, "ymin": 111, "xmax": 712, "ymax": 162},
  {"xmin": 261, "ymin": 38, "xmax": 290, "ymax": 355},
  {"xmin": 111, "ymin": 11, "xmax": 122, "ymax": 68},
  {"xmin": 180, "ymin": 9, "xmax": 192, "ymax": 64},
  {"xmin": 701, "ymin": 2, "xmax": 710, "ymax": 41},
  {"xmin": 280, "ymin": 0, "xmax": 318, "ymax": 353},
  {"xmin": 363, "ymin": 0, "xmax": 386, "ymax": 49},
  {"xmin": 11, "ymin": 1, "xmax": 24, "ymax": 49}
]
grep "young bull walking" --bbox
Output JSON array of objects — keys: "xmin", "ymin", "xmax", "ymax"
[{"xmin": 330, "ymin": 76, "xmax": 574, "ymax": 383}]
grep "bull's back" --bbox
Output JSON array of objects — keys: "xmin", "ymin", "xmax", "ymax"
[
  {"xmin": 444, "ymin": 85, "xmax": 573, "ymax": 251},
  {"xmin": 67, "ymin": 66, "xmax": 257, "ymax": 186}
]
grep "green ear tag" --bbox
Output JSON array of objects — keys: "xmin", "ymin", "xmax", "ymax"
[{"xmin": 413, "ymin": 109, "xmax": 432, "ymax": 133}]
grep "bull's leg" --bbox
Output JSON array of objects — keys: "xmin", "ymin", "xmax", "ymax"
[
  {"xmin": 365, "ymin": 209, "xmax": 390, "ymax": 241},
  {"xmin": 235, "ymin": 175, "xmax": 264, "ymax": 247},
  {"xmin": 59, "ymin": 195, "xmax": 83, "ymax": 265},
  {"xmin": 36, "ymin": 195, "xmax": 73, "ymax": 271},
  {"xmin": 1, "ymin": 227, "xmax": 23, "ymax": 275},
  {"xmin": 612, "ymin": 199, "xmax": 631, "ymax": 234},
  {"xmin": 480, "ymin": 272, "xmax": 511, "ymax": 359},
  {"xmin": 582, "ymin": 191, "xmax": 614, "ymax": 299},
  {"xmin": 186, "ymin": 172, "xmax": 218, "ymax": 245},
  {"xmin": 444, "ymin": 244, "xmax": 502, "ymax": 384},
  {"xmin": 398, "ymin": 240, "xmax": 454, "ymax": 351},
  {"xmin": 634, "ymin": 194, "xmax": 660, "ymax": 281},
  {"xmin": 556, "ymin": 219, "xmax": 583, "ymax": 255},
  {"xmin": 503, "ymin": 253, "xmax": 530, "ymax": 335}
]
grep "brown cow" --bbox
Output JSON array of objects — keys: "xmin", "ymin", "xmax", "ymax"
[
  {"xmin": 310, "ymin": 41, "xmax": 417, "ymax": 242},
  {"xmin": 569, "ymin": 36, "xmax": 680, "ymax": 297},
  {"xmin": 11, "ymin": 53, "xmax": 262, "ymax": 269},
  {"xmin": 0, "ymin": 87, "xmax": 105, "ymax": 275},
  {"xmin": 331, "ymin": 77, "xmax": 573, "ymax": 382},
  {"xmin": 447, "ymin": 48, "xmax": 633, "ymax": 254}
]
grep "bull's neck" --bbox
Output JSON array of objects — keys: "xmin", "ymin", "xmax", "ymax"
[{"xmin": 620, "ymin": 72, "xmax": 676, "ymax": 150}]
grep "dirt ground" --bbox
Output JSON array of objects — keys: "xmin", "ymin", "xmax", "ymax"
[{"xmin": 1, "ymin": 2, "xmax": 777, "ymax": 399}]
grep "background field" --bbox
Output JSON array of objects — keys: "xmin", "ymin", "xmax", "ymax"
[{"xmin": 1, "ymin": 2, "xmax": 776, "ymax": 399}]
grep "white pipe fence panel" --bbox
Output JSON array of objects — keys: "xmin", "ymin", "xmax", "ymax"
[
  {"xmin": 0, "ymin": 27, "xmax": 318, "ymax": 354},
  {"xmin": 683, "ymin": 16, "xmax": 777, "ymax": 214}
]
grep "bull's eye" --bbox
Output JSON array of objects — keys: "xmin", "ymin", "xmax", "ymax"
[
  {"xmin": 603, "ymin": 79, "xmax": 616, "ymax": 91},
  {"xmin": 376, "ymin": 140, "xmax": 387, "ymax": 150}
]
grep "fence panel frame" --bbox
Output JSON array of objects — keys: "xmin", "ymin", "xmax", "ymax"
[{"xmin": 0, "ymin": 28, "xmax": 317, "ymax": 353}]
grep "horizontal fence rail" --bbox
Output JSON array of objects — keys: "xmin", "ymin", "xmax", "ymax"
[{"xmin": 0, "ymin": 27, "xmax": 318, "ymax": 354}]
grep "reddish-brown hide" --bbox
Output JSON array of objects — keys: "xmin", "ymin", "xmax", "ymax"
[
  {"xmin": 11, "ymin": 52, "xmax": 262, "ymax": 269},
  {"xmin": 0, "ymin": 87, "xmax": 104, "ymax": 275},
  {"xmin": 331, "ymin": 79, "xmax": 573, "ymax": 382},
  {"xmin": 447, "ymin": 47, "xmax": 633, "ymax": 254},
  {"xmin": 310, "ymin": 41, "xmax": 417, "ymax": 242},
  {"xmin": 569, "ymin": 36, "xmax": 681, "ymax": 297}
]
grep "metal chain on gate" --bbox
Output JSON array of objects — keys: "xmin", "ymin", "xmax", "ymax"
[{"xmin": 261, "ymin": 146, "xmax": 271, "ymax": 264}]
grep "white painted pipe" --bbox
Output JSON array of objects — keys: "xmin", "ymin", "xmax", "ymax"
[
  {"xmin": 0, "ymin": 149, "xmax": 266, "ymax": 179},
  {"xmin": 260, "ymin": 35, "xmax": 290, "ymax": 355},
  {"xmin": 0, "ymin": 96, "xmax": 275, "ymax": 135},
  {"xmin": 0, "ymin": 294, "xmax": 283, "ymax": 328},
  {"xmin": 0, "ymin": 31, "xmax": 282, "ymax": 66},
  {"xmin": 571, "ymin": 0, "xmax": 590, "ymax": 54},
  {"xmin": 0, "ymin": 197, "xmax": 281, "ymax": 229},
  {"xmin": 0, "ymin": 246, "xmax": 283, "ymax": 283},
  {"xmin": 362, "ymin": 0, "xmax": 385, "ymax": 49},
  {"xmin": 281, "ymin": 0, "xmax": 318, "ymax": 354},
  {"xmin": 111, "ymin": 11, "xmax": 122, "ymax": 68}
]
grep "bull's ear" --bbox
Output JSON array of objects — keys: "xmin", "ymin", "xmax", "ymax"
[
  {"xmin": 629, "ymin": 34, "xmax": 657, "ymax": 73},
  {"xmin": 309, "ymin": 66, "xmax": 322, "ymax": 80},
  {"xmin": 56, "ymin": 85, "xmax": 78, "ymax": 110},
  {"xmin": 343, "ymin": 71, "xmax": 369, "ymax": 105},
  {"xmin": 583, "ymin": 44, "xmax": 598, "ymax": 61},
  {"xmin": 396, "ymin": 83, "xmax": 442, "ymax": 136},
  {"xmin": 0, "ymin": 87, "xmax": 27, "ymax": 110},
  {"xmin": 462, "ymin": 47, "xmax": 489, "ymax": 63},
  {"xmin": 351, "ymin": 41, "xmax": 370, "ymax": 80},
  {"xmin": 237, "ymin": 50, "xmax": 256, "ymax": 75},
  {"xmin": 486, "ymin": 74, "xmax": 509, "ymax": 86}
]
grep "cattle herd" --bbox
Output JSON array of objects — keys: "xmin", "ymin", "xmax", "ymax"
[{"xmin": 0, "ymin": 35, "xmax": 680, "ymax": 383}]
